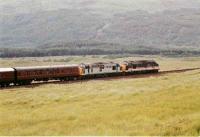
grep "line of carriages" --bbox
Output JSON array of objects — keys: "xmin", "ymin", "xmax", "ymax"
[{"xmin": 0, "ymin": 60, "xmax": 159, "ymax": 87}]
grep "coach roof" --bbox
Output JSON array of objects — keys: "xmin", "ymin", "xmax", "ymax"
[
  {"xmin": 0, "ymin": 68, "xmax": 15, "ymax": 72},
  {"xmin": 14, "ymin": 65, "xmax": 79, "ymax": 70}
]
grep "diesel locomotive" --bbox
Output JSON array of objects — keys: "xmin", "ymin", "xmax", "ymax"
[{"xmin": 0, "ymin": 60, "xmax": 159, "ymax": 87}]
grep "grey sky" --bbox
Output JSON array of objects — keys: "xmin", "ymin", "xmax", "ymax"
[{"xmin": 1, "ymin": 0, "xmax": 200, "ymax": 16}]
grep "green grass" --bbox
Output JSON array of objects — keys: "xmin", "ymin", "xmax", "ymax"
[{"xmin": 0, "ymin": 68, "xmax": 200, "ymax": 135}]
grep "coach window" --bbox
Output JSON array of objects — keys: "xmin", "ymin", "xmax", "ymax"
[{"xmin": 39, "ymin": 70, "xmax": 42, "ymax": 75}]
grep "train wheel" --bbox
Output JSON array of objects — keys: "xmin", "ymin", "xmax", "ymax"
[
  {"xmin": 62, "ymin": 78, "xmax": 65, "ymax": 81},
  {"xmin": 73, "ymin": 77, "xmax": 78, "ymax": 81},
  {"xmin": 43, "ymin": 79, "xmax": 49, "ymax": 82},
  {"xmin": 65, "ymin": 77, "xmax": 69, "ymax": 81},
  {"xmin": 24, "ymin": 81, "xmax": 31, "ymax": 85}
]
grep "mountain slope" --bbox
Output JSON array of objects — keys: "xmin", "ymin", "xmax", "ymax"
[{"xmin": 0, "ymin": 0, "xmax": 200, "ymax": 50}]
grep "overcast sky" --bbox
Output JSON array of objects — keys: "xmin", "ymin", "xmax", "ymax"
[{"xmin": 1, "ymin": 0, "xmax": 200, "ymax": 15}]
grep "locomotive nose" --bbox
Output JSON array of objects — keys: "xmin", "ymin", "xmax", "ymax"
[
  {"xmin": 79, "ymin": 67, "xmax": 85, "ymax": 75},
  {"xmin": 120, "ymin": 64, "xmax": 127, "ymax": 72}
]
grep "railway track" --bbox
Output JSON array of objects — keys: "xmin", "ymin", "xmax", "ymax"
[{"xmin": 1, "ymin": 67, "xmax": 200, "ymax": 90}]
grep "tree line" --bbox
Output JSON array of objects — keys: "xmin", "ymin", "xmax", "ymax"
[{"xmin": 0, "ymin": 47, "xmax": 199, "ymax": 58}]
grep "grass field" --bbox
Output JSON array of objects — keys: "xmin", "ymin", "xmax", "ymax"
[{"xmin": 0, "ymin": 56, "xmax": 200, "ymax": 135}]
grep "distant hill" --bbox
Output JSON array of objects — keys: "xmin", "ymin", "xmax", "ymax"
[{"xmin": 0, "ymin": 0, "xmax": 200, "ymax": 57}]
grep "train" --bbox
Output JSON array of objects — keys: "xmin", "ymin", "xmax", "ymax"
[{"xmin": 0, "ymin": 60, "xmax": 159, "ymax": 87}]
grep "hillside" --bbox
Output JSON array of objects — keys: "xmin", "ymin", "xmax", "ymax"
[{"xmin": 0, "ymin": 0, "xmax": 200, "ymax": 57}]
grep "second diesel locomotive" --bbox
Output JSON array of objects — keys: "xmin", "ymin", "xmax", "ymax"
[{"xmin": 0, "ymin": 60, "xmax": 159, "ymax": 87}]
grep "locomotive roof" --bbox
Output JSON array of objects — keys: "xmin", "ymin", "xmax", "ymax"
[
  {"xmin": 81, "ymin": 62, "xmax": 118, "ymax": 66},
  {"xmin": 14, "ymin": 65, "xmax": 79, "ymax": 70},
  {"xmin": 0, "ymin": 68, "xmax": 15, "ymax": 72},
  {"xmin": 124, "ymin": 60, "xmax": 157, "ymax": 63}
]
